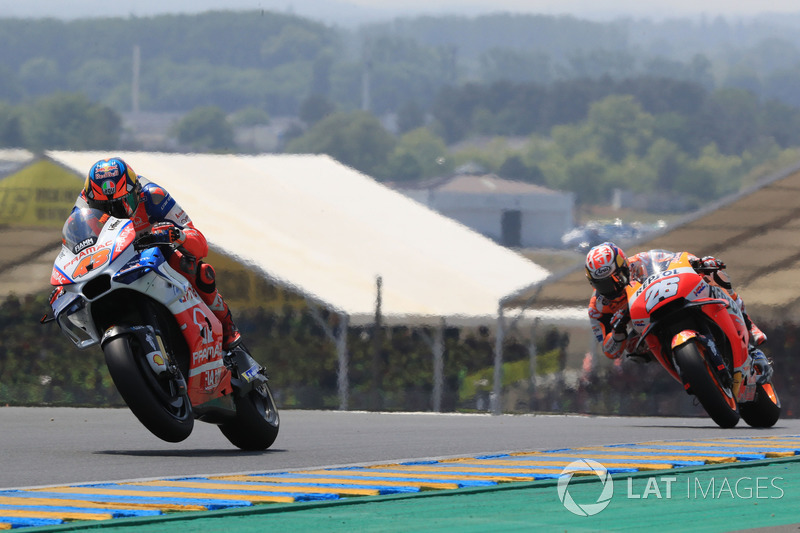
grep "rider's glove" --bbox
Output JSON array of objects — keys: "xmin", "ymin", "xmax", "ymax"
[
  {"xmin": 150, "ymin": 223, "xmax": 185, "ymax": 245},
  {"xmin": 603, "ymin": 308, "xmax": 630, "ymax": 359},
  {"xmin": 610, "ymin": 308, "xmax": 630, "ymax": 339},
  {"xmin": 696, "ymin": 256, "xmax": 726, "ymax": 273}
]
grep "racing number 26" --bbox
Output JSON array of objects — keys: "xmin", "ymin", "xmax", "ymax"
[
  {"xmin": 645, "ymin": 277, "xmax": 679, "ymax": 312},
  {"xmin": 72, "ymin": 249, "xmax": 111, "ymax": 278}
]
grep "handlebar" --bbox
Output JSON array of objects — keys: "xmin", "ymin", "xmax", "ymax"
[{"xmin": 133, "ymin": 232, "xmax": 176, "ymax": 251}]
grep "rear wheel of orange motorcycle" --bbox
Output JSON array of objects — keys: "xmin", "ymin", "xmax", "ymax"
[
  {"xmin": 674, "ymin": 340, "xmax": 740, "ymax": 428},
  {"xmin": 739, "ymin": 382, "xmax": 781, "ymax": 428}
]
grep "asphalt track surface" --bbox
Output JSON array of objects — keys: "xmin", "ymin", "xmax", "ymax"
[
  {"xmin": 3, "ymin": 407, "xmax": 800, "ymax": 490},
  {"xmin": 3, "ymin": 408, "xmax": 800, "ymax": 531}
]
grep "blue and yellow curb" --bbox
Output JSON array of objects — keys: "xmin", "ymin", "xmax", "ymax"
[{"xmin": 2, "ymin": 435, "xmax": 799, "ymax": 530}]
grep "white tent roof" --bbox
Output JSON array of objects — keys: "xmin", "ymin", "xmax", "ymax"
[{"xmin": 46, "ymin": 151, "xmax": 549, "ymax": 326}]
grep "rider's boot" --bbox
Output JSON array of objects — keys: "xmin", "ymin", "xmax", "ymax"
[
  {"xmin": 749, "ymin": 348, "xmax": 774, "ymax": 385},
  {"xmin": 748, "ymin": 320, "xmax": 767, "ymax": 346},
  {"xmin": 734, "ymin": 294, "xmax": 767, "ymax": 346},
  {"xmin": 201, "ymin": 290, "xmax": 242, "ymax": 351}
]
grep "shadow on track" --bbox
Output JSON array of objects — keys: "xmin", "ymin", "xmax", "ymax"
[{"xmin": 95, "ymin": 448, "xmax": 287, "ymax": 457}]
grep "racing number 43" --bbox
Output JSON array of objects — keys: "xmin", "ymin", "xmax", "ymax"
[
  {"xmin": 645, "ymin": 277, "xmax": 679, "ymax": 312},
  {"xmin": 73, "ymin": 249, "xmax": 111, "ymax": 278}
]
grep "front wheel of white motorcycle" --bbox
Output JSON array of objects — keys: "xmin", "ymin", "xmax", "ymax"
[
  {"xmin": 219, "ymin": 381, "xmax": 280, "ymax": 451},
  {"xmin": 104, "ymin": 335, "xmax": 194, "ymax": 442}
]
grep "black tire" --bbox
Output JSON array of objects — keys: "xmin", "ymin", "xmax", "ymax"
[
  {"xmin": 219, "ymin": 381, "xmax": 280, "ymax": 451},
  {"xmin": 739, "ymin": 383, "xmax": 781, "ymax": 428},
  {"xmin": 104, "ymin": 335, "xmax": 194, "ymax": 442},
  {"xmin": 674, "ymin": 340, "xmax": 740, "ymax": 428}
]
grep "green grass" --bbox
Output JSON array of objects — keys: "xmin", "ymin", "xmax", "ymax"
[{"xmin": 458, "ymin": 349, "xmax": 562, "ymax": 402}]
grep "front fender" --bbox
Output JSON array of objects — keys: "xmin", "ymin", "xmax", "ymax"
[
  {"xmin": 101, "ymin": 324, "xmax": 169, "ymax": 376},
  {"xmin": 101, "ymin": 324, "xmax": 146, "ymax": 348},
  {"xmin": 671, "ymin": 330, "xmax": 699, "ymax": 351}
]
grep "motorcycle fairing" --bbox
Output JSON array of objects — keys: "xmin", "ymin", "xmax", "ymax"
[
  {"xmin": 51, "ymin": 208, "xmax": 235, "ymax": 411},
  {"xmin": 627, "ymin": 251, "xmax": 750, "ymax": 382},
  {"xmin": 171, "ymin": 292, "xmax": 233, "ymax": 407}
]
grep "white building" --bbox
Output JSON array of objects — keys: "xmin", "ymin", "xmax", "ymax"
[{"xmin": 395, "ymin": 173, "xmax": 575, "ymax": 249}]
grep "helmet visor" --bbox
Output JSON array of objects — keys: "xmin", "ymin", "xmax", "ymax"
[
  {"xmin": 590, "ymin": 272, "xmax": 628, "ymax": 298},
  {"xmin": 87, "ymin": 191, "xmax": 138, "ymax": 219}
]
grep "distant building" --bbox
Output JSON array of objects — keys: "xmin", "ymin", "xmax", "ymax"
[{"xmin": 393, "ymin": 173, "xmax": 574, "ymax": 249}]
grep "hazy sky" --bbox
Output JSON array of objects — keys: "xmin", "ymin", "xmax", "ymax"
[
  {"xmin": 350, "ymin": 0, "xmax": 800, "ymax": 17},
  {"xmin": 1, "ymin": 0, "xmax": 799, "ymax": 23}
]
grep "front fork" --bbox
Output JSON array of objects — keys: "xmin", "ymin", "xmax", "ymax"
[
  {"xmin": 671, "ymin": 330, "xmax": 733, "ymax": 390},
  {"xmin": 225, "ymin": 345, "xmax": 268, "ymax": 397}
]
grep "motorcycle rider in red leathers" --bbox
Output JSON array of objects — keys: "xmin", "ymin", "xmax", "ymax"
[
  {"xmin": 72, "ymin": 157, "xmax": 243, "ymax": 351},
  {"xmin": 584, "ymin": 242, "xmax": 772, "ymax": 381}
]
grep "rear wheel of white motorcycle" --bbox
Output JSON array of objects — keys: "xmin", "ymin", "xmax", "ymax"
[
  {"xmin": 219, "ymin": 381, "xmax": 280, "ymax": 451},
  {"xmin": 104, "ymin": 336, "xmax": 194, "ymax": 442},
  {"xmin": 674, "ymin": 340, "xmax": 740, "ymax": 428},
  {"xmin": 739, "ymin": 382, "xmax": 781, "ymax": 428}
]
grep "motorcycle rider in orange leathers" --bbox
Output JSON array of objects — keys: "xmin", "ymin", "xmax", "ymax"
[
  {"xmin": 584, "ymin": 242, "xmax": 772, "ymax": 382},
  {"xmin": 71, "ymin": 157, "xmax": 243, "ymax": 351}
]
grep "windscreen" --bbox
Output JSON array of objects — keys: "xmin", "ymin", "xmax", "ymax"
[
  {"xmin": 61, "ymin": 208, "xmax": 110, "ymax": 254},
  {"xmin": 634, "ymin": 249, "xmax": 679, "ymax": 280}
]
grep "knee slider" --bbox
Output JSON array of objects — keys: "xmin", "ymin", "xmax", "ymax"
[{"xmin": 196, "ymin": 261, "xmax": 216, "ymax": 293}]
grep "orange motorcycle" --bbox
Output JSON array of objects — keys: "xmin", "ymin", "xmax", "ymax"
[{"xmin": 620, "ymin": 250, "xmax": 780, "ymax": 428}]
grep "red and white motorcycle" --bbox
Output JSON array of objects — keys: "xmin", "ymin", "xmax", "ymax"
[{"xmin": 44, "ymin": 207, "xmax": 279, "ymax": 450}]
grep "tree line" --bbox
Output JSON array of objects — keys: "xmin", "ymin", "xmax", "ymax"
[
  {"xmin": 3, "ymin": 11, "xmax": 800, "ymax": 209},
  {"xmin": 4, "ymin": 12, "xmax": 800, "ymax": 116},
  {"xmin": 3, "ymin": 75, "xmax": 799, "ymax": 210}
]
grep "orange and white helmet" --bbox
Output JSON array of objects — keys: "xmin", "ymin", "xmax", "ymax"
[{"xmin": 585, "ymin": 242, "xmax": 630, "ymax": 298}]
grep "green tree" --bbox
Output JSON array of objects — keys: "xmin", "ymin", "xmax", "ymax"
[
  {"xmin": 498, "ymin": 154, "xmax": 543, "ymax": 184},
  {"xmin": 22, "ymin": 92, "xmax": 121, "ymax": 150},
  {"xmin": 298, "ymin": 94, "xmax": 336, "ymax": 126},
  {"xmin": 19, "ymin": 58, "xmax": 60, "ymax": 97},
  {"xmin": 586, "ymin": 95, "xmax": 654, "ymax": 163},
  {"xmin": 679, "ymin": 144, "xmax": 743, "ymax": 199},
  {"xmin": 644, "ymin": 138, "xmax": 687, "ymax": 192},
  {"xmin": 692, "ymin": 88, "xmax": 760, "ymax": 155},
  {"xmin": 388, "ymin": 127, "xmax": 450, "ymax": 180},
  {"xmin": 385, "ymin": 152, "xmax": 423, "ymax": 182},
  {"xmin": 478, "ymin": 48, "xmax": 552, "ymax": 84},
  {"xmin": 65, "ymin": 59, "xmax": 125, "ymax": 103},
  {"xmin": 0, "ymin": 103, "xmax": 24, "ymax": 148},
  {"xmin": 0, "ymin": 64, "xmax": 22, "ymax": 102},
  {"xmin": 285, "ymin": 110, "xmax": 396, "ymax": 178},
  {"xmin": 172, "ymin": 106, "xmax": 235, "ymax": 151},
  {"xmin": 396, "ymin": 100, "xmax": 425, "ymax": 135},
  {"xmin": 230, "ymin": 107, "xmax": 270, "ymax": 127},
  {"xmin": 260, "ymin": 24, "xmax": 329, "ymax": 68},
  {"xmin": 561, "ymin": 151, "xmax": 609, "ymax": 205}
]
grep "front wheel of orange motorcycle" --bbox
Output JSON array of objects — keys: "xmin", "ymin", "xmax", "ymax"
[{"xmin": 674, "ymin": 340, "xmax": 740, "ymax": 428}]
